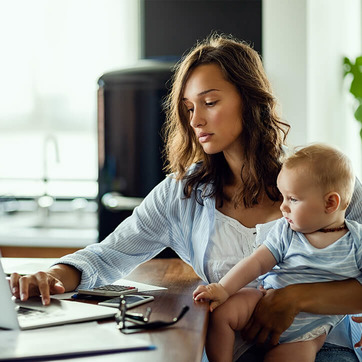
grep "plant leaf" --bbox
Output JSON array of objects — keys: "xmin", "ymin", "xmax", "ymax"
[
  {"xmin": 354, "ymin": 104, "xmax": 362, "ymax": 123},
  {"xmin": 343, "ymin": 57, "xmax": 352, "ymax": 77},
  {"xmin": 350, "ymin": 73, "xmax": 362, "ymax": 99},
  {"xmin": 355, "ymin": 56, "xmax": 362, "ymax": 66}
]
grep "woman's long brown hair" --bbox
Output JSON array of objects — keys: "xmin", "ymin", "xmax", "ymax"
[{"xmin": 163, "ymin": 33, "xmax": 290, "ymax": 208}]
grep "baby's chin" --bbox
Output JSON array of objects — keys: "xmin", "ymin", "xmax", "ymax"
[
  {"xmin": 290, "ymin": 224, "xmax": 315, "ymax": 234},
  {"xmin": 289, "ymin": 224, "xmax": 299, "ymax": 232},
  {"xmin": 288, "ymin": 223, "xmax": 302, "ymax": 232}
]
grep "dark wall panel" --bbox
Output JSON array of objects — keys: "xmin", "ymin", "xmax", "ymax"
[{"xmin": 143, "ymin": 0, "xmax": 262, "ymax": 60}]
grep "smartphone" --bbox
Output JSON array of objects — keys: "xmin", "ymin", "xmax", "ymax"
[
  {"xmin": 99, "ymin": 295, "xmax": 154, "ymax": 309},
  {"xmin": 77, "ymin": 284, "xmax": 138, "ymax": 297}
]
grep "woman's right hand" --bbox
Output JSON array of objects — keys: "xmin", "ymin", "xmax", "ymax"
[
  {"xmin": 10, "ymin": 271, "xmax": 65, "ymax": 306},
  {"xmin": 9, "ymin": 263, "xmax": 81, "ymax": 306}
]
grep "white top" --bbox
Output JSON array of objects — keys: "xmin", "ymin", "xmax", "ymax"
[{"xmin": 205, "ymin": 209, "xmax": 258, "ymax": 285}]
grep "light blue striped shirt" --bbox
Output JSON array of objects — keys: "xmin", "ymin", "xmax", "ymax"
[
  {"xmin": 58, "ymin": 172, "xmax": 278, "ymax": 288},
  {"xmin": 260, "ymin": 218, "xmax": 362, "ymax": 342},
  {"xmin": 57, "ymin": 172, "xmax": 362, "ymax": 359}
]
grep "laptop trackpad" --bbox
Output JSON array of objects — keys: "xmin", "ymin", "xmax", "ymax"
[
  {"xmin": 14, "ymin": 296, "xmax": 116, "ymax": 330},
  {"xmin": 16, "ymin": 297, "xmax": 63, "ymax": 315}
]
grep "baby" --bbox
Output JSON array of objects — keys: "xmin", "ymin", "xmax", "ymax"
[{"xmin": 193, "ymin": 143, "xmax": 362, "ymax": 362}]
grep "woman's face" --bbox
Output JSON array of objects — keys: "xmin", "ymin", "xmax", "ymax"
[{"xmin": 182, "ymin": 63, "xmax": 243, "ymax": 156}]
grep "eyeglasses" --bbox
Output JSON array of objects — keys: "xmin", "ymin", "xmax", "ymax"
[{"xmin": 115, "ymin": 296, "xmax": 189, "ymax": 334}]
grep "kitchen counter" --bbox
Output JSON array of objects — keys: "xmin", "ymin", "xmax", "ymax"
[{"xmin": 0, "ymin": 204, "xmax": 98, "ymax": 257}]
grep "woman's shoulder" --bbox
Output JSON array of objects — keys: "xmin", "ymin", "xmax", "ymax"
[
  {"xmin": 172, "ymin": 162, "xmax": 212, "ymax": 191},
  {"xmin": 345, "ymin": 219, "xmax": 362, "ymax": 240},
  {"xmin": 152, "ymin": 163, "xmax": 211, "ymax": 201},
  {"xmin": 184, "ymin": 161, "xmax": 203, "ymax": 176},
  {"xmin": 346, "ymin": 177, "xmax": 362, "ymax": 223}
]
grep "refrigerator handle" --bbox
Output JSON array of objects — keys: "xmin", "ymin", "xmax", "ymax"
[{"xmin": 101, "ymin": 192, "xmax": 143, "ymax": 211}]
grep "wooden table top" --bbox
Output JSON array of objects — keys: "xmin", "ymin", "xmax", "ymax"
[
  {"xmin": 117, "ymin": 258, "xmax": 209, "ymax": 362},
  {"xmin": 1, "ymin": 257, "xmax": 209, "ymax": 362}
]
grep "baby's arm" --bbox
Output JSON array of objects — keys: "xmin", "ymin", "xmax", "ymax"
[
  {"xmin": 192, "ymin": 283, "xmax": 230, "ymax": 311},
  {"xmin": 193, "ymin": 245, "xmax": 277, "ymax": 311}
]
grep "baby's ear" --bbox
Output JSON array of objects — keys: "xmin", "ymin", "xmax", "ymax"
[{"xmin": 324, "ymin": 192, "xmax": 340, "ymax": 213}]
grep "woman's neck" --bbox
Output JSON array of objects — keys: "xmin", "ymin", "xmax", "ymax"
[
  {"xmin": 223, "ymin": 149, "xmax": 244, "ymax": 183},
  {"xmin": 217, "ymin": 187, "xmax": 282, "ymax": 228}
]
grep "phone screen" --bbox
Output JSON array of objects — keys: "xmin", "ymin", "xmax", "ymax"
[
  {"xmin": 99, "ymin": 295, "xmax": 154, "ymax": 309},
  {"xmin": 124, "ymin": 295, "xmax": 147, "ymax": 305}
]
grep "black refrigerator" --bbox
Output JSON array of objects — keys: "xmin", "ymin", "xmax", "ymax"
[{"xmin": 97, "ymin": 61, "xmax": 176, "ymax": 258}]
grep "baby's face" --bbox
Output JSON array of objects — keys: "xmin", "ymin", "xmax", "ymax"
[{"xmin": 277, "ymin": 166, "xmax": 327, "ymax": 233}]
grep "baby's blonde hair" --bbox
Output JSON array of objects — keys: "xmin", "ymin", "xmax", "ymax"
[{"xmin": 283, "ymin": 143, "xmax": 355, "ymax": 209}]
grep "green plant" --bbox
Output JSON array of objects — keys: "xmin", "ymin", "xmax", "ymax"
[{"xmin": 343, "ymin": 56, "xmax": 362, "ymax": 140}]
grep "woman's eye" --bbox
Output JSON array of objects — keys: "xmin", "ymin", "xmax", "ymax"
[{"xmin": 205, "ymin": 101, "xmax": 217, "ymax": 107}]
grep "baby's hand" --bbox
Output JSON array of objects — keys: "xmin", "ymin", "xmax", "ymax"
[
  {"xmin": 193, "ymin": 283, "xmax": 229, "ymax": 312},
  {"xmin": 352, "ymin": 316, "xmax": 362, "ymax": 349}
]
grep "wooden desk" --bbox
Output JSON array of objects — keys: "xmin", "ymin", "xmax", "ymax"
[
  {"xmin": 115, "ymin": 258, "xmax": 209, "ymax": 362},
  {"xmin": 0, "ymin": 246, "xmax": 81, "ymax": 258},
  {"xmin": 1, "ymin": 257, "xmax": 208, "ymax": 361}
]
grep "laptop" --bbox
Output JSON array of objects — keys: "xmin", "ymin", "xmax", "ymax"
[{"xmin": 0, "ymin": 260, "xmax": 117, "ymax": 330}]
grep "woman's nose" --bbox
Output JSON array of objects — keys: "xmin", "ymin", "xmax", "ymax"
[{"xmin": 190, "ymin": 107, "xmax": 205, "ymax": 128}]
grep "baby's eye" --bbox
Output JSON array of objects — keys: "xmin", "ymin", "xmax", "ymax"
[{"xmin": 290, "ymin": 197, "xmax": 298, "ymax": 203}]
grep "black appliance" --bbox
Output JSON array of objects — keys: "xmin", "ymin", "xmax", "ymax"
[{"xmin": 97, "ymin": 62, "xmax": 177, "ymax": 258}]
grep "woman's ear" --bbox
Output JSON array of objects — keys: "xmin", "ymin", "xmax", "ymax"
[{"xmin": 324, "ymin": 192, "xmax": 341, "ymax": 214}]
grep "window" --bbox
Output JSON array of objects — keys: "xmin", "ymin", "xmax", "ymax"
[{"xmin": 0, "ymin": 0, "xmax": 140, "ymax": 199}]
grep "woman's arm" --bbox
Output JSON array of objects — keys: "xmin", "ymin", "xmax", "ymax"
[
  {"xmin": 52, "ymin": 176, "xmax": 183, "ymax": 290},
  {"xmin": 242, "ymin": 278, "xmax": 362, "ymax": 346}
]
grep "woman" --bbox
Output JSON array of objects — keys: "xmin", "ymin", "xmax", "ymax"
[{"xmin": 10, "ymin": 34, "xmax": 362, "ymax": 361}]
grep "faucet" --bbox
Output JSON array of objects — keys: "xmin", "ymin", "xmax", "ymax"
[{"xmin": 38, "ymin": 134, "xmax": 60, "ymax": 219}]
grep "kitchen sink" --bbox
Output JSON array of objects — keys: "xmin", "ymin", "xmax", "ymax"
[{"xmin": 0, "ymin": 199, "xmax": 98, "ymax": 248}]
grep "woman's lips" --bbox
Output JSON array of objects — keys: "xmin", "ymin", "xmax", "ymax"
[{"xmin": 198, "ymin": 133, "xmax": 213, "ymax": 143}]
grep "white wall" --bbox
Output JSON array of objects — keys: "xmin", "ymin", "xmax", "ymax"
[{"xmin": 263, "ymin": 0, "xmax": 362, "ymax": 178}]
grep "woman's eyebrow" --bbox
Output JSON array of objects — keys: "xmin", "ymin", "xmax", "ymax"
[{"xmin": 182, "ymin": 88, "xmax": 220, "ymax": 101}]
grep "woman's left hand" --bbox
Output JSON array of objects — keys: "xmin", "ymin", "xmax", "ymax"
[
  {"xmin": 352, "ymin": 316, "xmax": 362, "ymax": 349},
  {"xmin": 242, "ymin": 279, "xmax": 362, "ymax": 347},
  {"xmin": 241, "ymin": 286, "xmax": 299, "ymax": 346}
]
